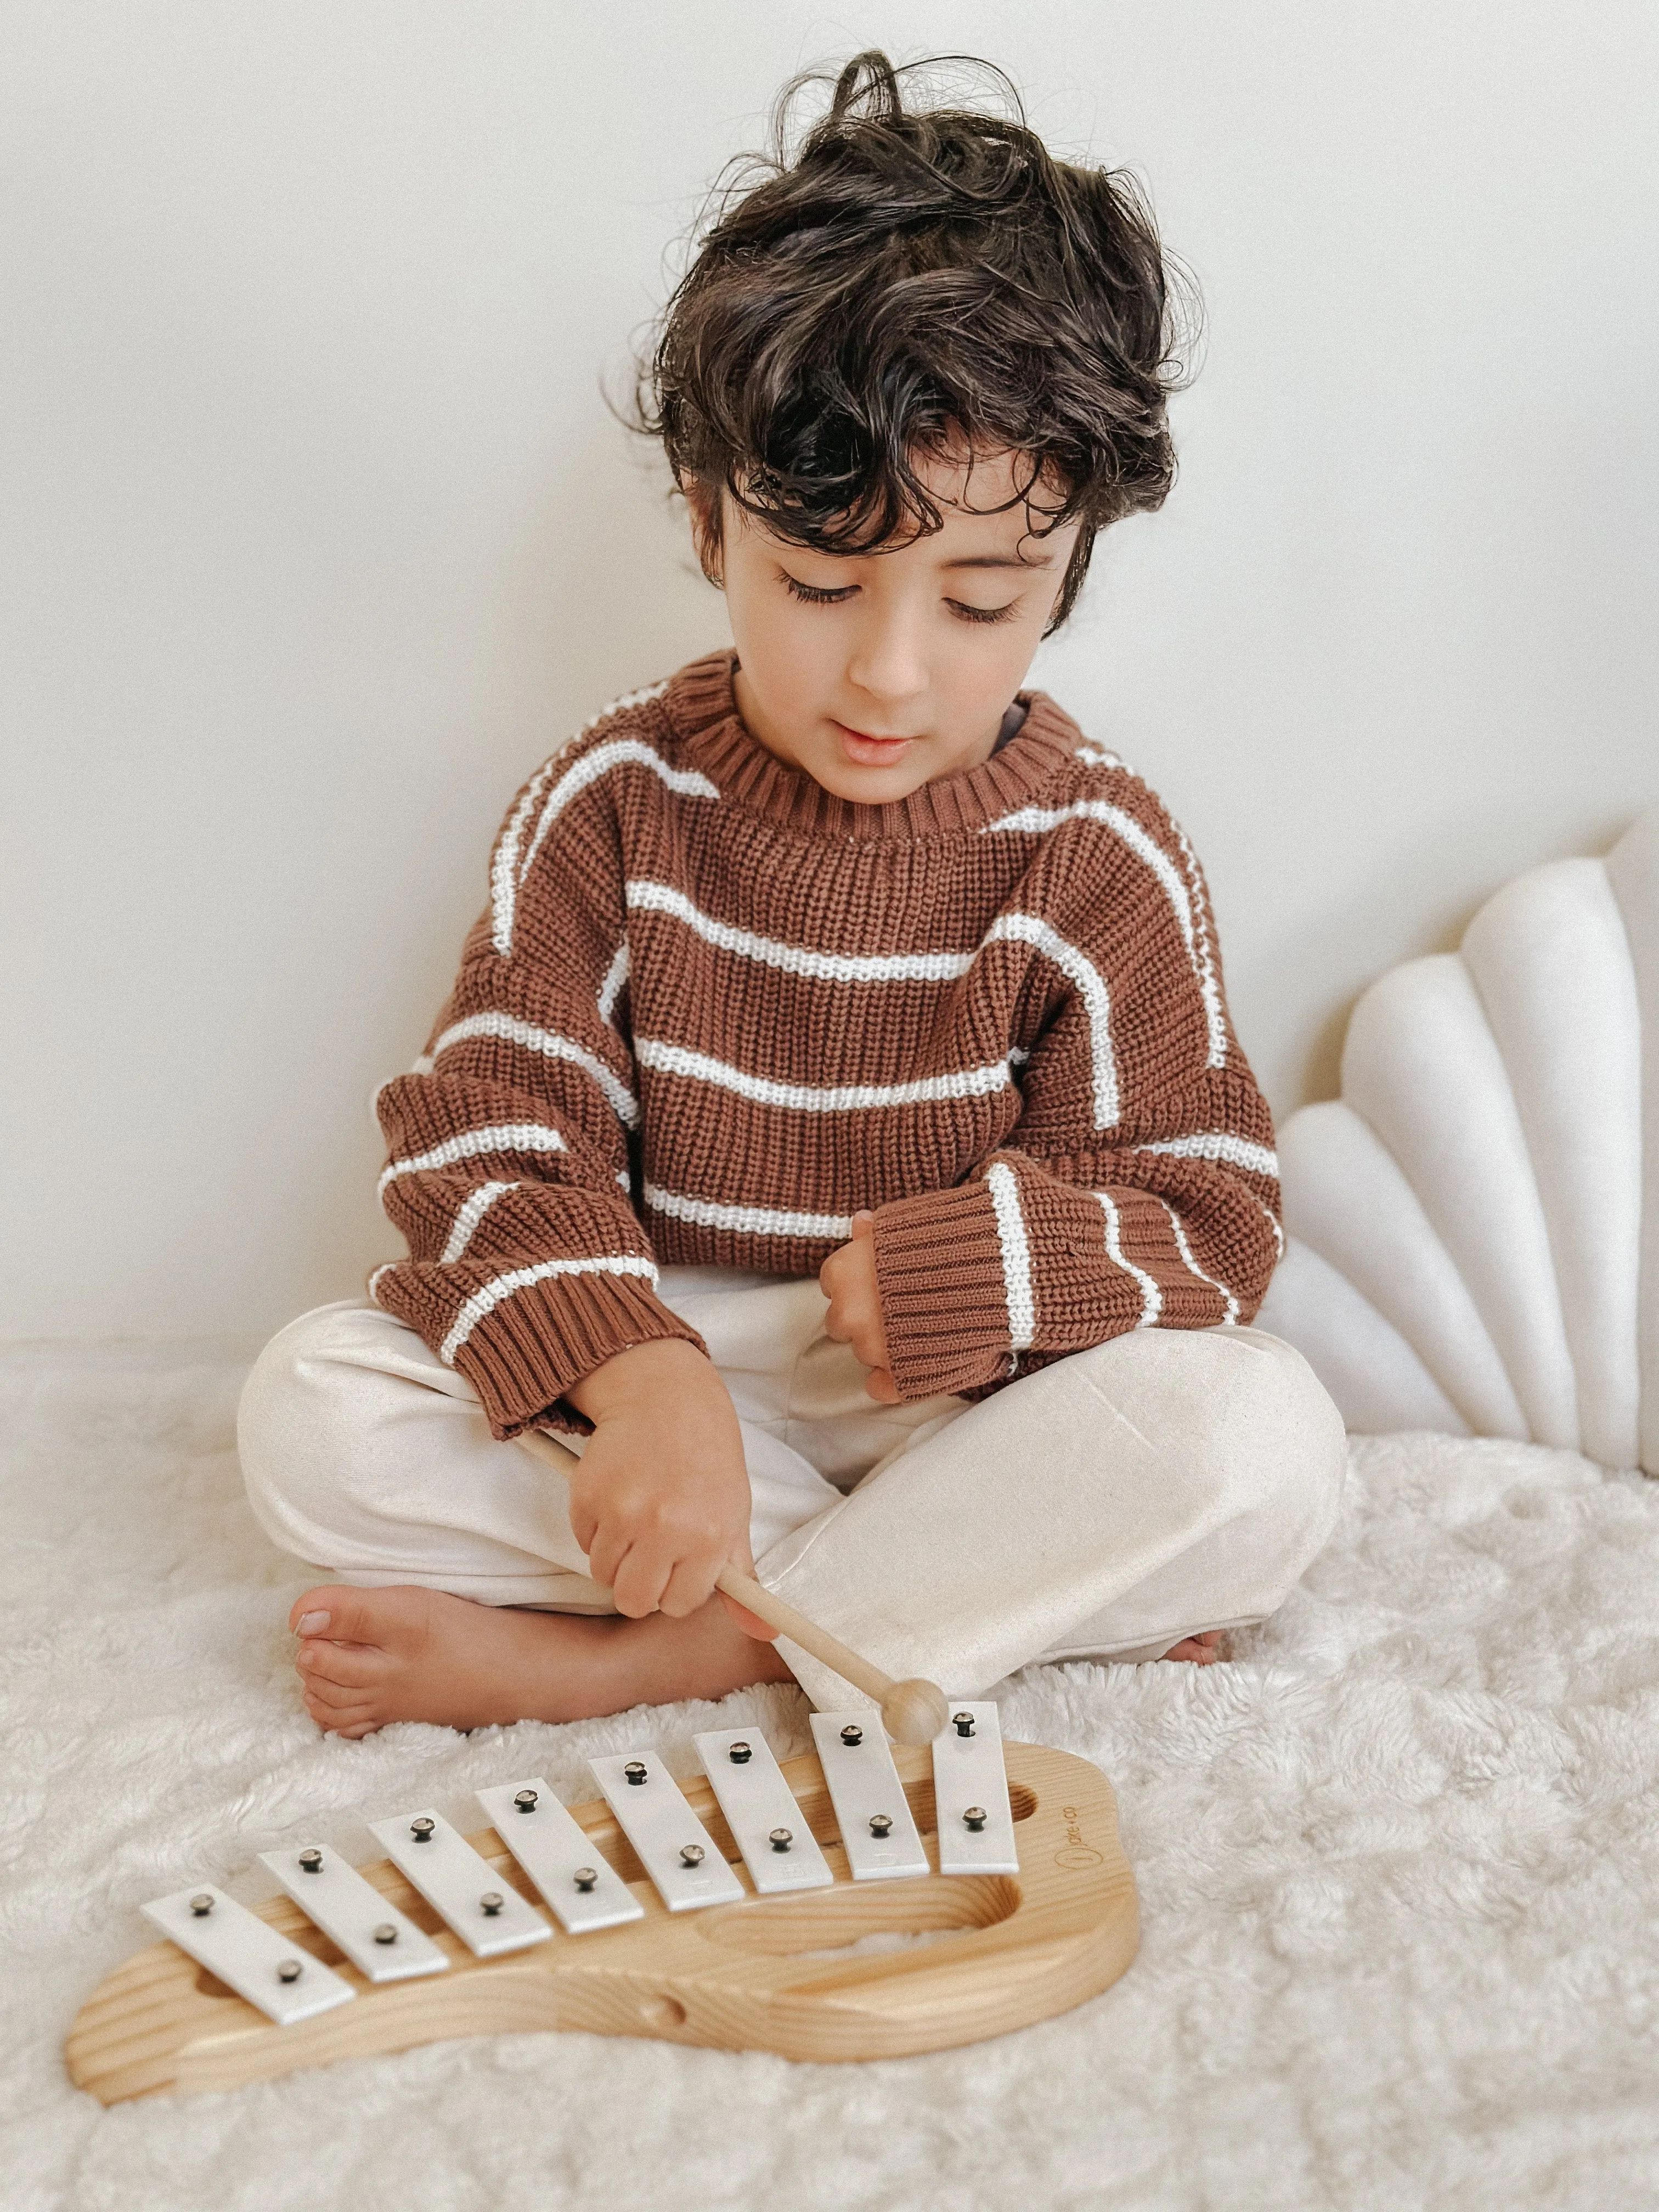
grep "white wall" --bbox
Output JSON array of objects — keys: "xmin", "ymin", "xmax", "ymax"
[{"xmin": 4, "ymin": 2, "xmax": 1656, "ymax": 1340}]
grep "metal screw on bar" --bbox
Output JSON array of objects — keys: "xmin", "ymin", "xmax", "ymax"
[
  {"xmin": 728, "ymin": 1741, "xmax": 752, "ymax": 1764},
  {"xmin": 953, "ymin": 1712, "xmax": 976, "ymax": 1739},
  {"xmin": 298, "ymin": 1848, "xmax": 324, "ymax": 1874},
  {"xmin": 373, "ymin": 1923, "xmax": 398, "ymax": 1945},
  {"xmin": 769, "ymin": 1827, "xmax": 793, "ymax": 1853},
  {"xmin": 514, "ymin": 1788, "xmax": 538, "ymax": 1814},
  {"xmin": 573, "ymin": 1868, "xmax": 598, "ymax": 1893},
  {"xmin": 624, "ymin": 1762, "xmax": 648, "ymax": 1787},
  {"xmin": 410, "ymin": 1818, "xmax": 436, "ymax": 1843},
  {"xmin": 963, "ymin": 1807, "xmax": 988, "ymax": 1833},
  {"xmin": 277, "ymin": 1959, "xmax": 303, "ymax": 1984},
  {"xmin": 840, "ymin": 1724, "xmax": 864, "ymax": 1747},
  {"xmin": 480, "ymin": 1892, "xmax": 504, "ymax": 1916},
  {"xmin": 189, "ymin": 1894, "xmax": 215, "ymax": 1917},
  {"xmin": 868, "ymin": 1813, "xmax": 893, "ymax": 1838},
  {"xmin": 679, "ymin": 1844, "xmax": 705, "ymax": 1867}
]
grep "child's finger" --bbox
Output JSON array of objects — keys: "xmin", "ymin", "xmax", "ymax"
[
  {"xmin": 657, "ymin": 1553, "xmax": 720, "ymax": 1619},
  {"xmin": 864, "ymin": 1367, "xmax": 900, "ymax": 1404},
  {"xmin": 584, "ymin": 1525, "xmax": 628, "ymax": 1595},
  {"xmin": 608, "ymin": 1540, "xmax": 672, "ymax": 1620},
  {"xmin": 718, "ymin": 1589, "xmax": 780, "ymax": 1639}
]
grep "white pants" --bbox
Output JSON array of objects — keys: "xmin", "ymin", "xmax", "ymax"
[{"xmin": 237, "ymin": 1266, "xmax": 1347, "ymax": 1709}]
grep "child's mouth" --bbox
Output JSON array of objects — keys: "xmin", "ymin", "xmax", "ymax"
[{"xmin": 832, "ymin": 721, "xmax": 916, "ymax": 768}]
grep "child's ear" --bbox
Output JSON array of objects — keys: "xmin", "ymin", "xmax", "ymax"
[{"xmin": 686, "ymin": 485, "xmax": 724, "ymax": 587}]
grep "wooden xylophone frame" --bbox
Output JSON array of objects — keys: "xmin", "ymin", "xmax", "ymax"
[{"xmin": 65, "ymin": 1737, "xmax": 1137, "ymax": 2101}]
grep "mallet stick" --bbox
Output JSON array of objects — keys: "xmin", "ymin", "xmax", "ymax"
[{"xmin": 711, "ymin": 1564, "xmax": 947, "ymax": 1746}]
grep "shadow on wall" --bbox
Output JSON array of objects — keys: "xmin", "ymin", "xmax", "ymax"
[
  {"xmin": 493, "ymin": 425, "xmax": 726, "ymax": 757},
  {"xmin": 1260, "ymin": 799, "xmax": 1649, "ymax": 1113},
  {"xmin": 290, "ymin": 422, "xmax": 727, "ymax": 1325}
]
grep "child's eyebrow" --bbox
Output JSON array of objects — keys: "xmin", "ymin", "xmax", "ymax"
[{"xmin": 940, "ymin": 552, "xmax": 1055, "ymax": 571}]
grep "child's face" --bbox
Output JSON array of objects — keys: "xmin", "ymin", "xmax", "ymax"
[{"xmin": 709, "ymin": 447, "xmax": 1079, "ymax": 804}]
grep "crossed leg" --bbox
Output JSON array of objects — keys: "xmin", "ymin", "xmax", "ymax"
[{"xmin": 287, "ymin": 1584, "xmax": 1221, "ymax": 1739}]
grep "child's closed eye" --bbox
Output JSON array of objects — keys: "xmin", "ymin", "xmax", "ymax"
[
  {"xmin": 782, "ymin": 571, "xmax": 1017, "ymax": 626},
  {"xmin": 945, "ymin": 597, "xmax": 1017, "ymax": 626},
  {"xmin": 783, "ymin": 574, "xmax": 857, "ymax": 607}
]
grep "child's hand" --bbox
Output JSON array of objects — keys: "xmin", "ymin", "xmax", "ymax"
[
  {"xmin": 562, "ymin": 1339, "xmax": 766, "ymax": 1626},
  {"xmin": 819, "ymin": 1209, "xmax": 899, "ymax": 1403}
]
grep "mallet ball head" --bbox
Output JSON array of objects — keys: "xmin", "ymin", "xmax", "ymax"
[{"xmin": 879, "ymin": 1676, "xmax": 950, "ymax": 1747}]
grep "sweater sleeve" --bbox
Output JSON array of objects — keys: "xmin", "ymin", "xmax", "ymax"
[
  {"xmin": 368, "ymin": 753, "xmax": 706, "ymax": 1441},
  {"xmin": 867, "ymin": 797, "xmax": 1282, "ymax": 1403}
]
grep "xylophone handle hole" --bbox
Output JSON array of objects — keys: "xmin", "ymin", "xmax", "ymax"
[
  {"xmin": 639, "ymin": 1994, "xmax": 687, "ymax": 2030},
  {"xmin": 701, "ymin": 1874, "xmax": 1020, "ymax": 1957}
]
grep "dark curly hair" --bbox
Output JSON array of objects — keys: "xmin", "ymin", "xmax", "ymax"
[{"xmin": 637, "ymin": 50, "xmax": 1198, "ymax": 631}]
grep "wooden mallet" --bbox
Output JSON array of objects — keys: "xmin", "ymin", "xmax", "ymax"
[
  {"xmin": 712, "ymin": 1564, "xmax": 948, "ymax": 1747},
  {"xmin": 516, "ymin": 1430, "xmax": 949, "ymax": 1745}
]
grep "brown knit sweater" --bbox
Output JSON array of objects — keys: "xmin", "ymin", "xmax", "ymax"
[{"xmin": 371, "ymin": 650, "xmax": 1282, "ymax": 1439}]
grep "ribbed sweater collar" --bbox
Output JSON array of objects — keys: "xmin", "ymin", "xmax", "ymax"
[{"xmin": 660, "ymin": 648, "xmax": 1081, "ymax": 843}]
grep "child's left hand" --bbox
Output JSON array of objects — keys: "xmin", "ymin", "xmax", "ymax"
[{"xmin": 819, "ymin": 1209, "xmax": 899, "ymax": 1403}]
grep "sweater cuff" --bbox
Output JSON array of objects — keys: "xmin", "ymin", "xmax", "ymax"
[
  {"xmin": 450, "ymin": 1270, "xmax": 708, "ymax": 1440},
  {"xmin": 870, "ymin": 1181, "xmax": 1015, "ymax": 1400}
]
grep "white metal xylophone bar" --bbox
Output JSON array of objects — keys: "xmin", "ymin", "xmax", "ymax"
[{"xmin": 137, "ymin": 1706, "xmax": 1018, "ymax": 2028}]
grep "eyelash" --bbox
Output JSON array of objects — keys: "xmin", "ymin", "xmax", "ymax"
[{"xmin": 782, "ymin": 575, "xmax": 1017, "ymax": 625}]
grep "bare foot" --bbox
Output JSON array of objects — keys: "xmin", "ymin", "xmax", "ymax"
[
  {"xmin": 289, "ymin": 1584, "xmax": 793, "ymax": 1737},
  {"xmin": 1160, "ymin": 1630, "xmax": 1227, "ymax": 1664}
]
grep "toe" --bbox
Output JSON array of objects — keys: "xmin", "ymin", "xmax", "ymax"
[
  {"xmin": 300, "ymin": 1669, "xmax": 379, "ymax": 1709},
  {"xmin": 290, "ymin": 1585, "xmax": 344, "ymax": 1637},
  {"xmin": 298, "ymin": 1639, "xmax": 385, "ymax": 1689},
  {"xmin": 290, "ymin": 1583, "xmax": 433, "ymax": 1651},
  {"xmin": 1161, "ymin": 1632, "xmax": 1225, "ymax": 1664},
  {"xmin": 306, "ymin": 1695, "xmax": 383, "ymax": 1737}
]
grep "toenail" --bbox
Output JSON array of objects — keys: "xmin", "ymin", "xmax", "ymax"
[{"xmin": 296, "ymin": 1610, "xmax": 330, "ymax": 1635}]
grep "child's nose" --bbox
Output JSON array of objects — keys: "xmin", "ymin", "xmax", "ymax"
[{"xmin": 844, "ymin": 613, "xmax": 929, "ymax": 708}]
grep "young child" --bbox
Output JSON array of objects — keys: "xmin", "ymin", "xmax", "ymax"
[{"xmin": 238, "ymin": 53, "xmax": 1345, "ymax": 1738}]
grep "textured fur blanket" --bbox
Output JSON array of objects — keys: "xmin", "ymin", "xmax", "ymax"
[{"xmin": 5, "ymin": 1341, "xmax": 1657, "ymax": 2211}]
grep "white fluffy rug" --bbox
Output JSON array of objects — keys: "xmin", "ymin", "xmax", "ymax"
[{"xmin": 6, "ymin": 1341, "xmax": 1659, "ymax": 2212}]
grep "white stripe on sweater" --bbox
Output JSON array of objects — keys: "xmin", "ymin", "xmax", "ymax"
[
  {"xmin": 1160, "ymin": 1198, "xmax": 1239, "ymax": 1324},
  {"xmin": 489, "ymin": 684, "xmax": 684, "ymax": 953},
  {"xmin": 367, "ymin": 1263, "xmax": 395, "ymax": 1302},
  {"xmin": 626, "ymin": 879, "xmax": 975, "ymax": 984},
  {"xmin": 520, "ymin": 727, "xmax": 711, "ymax": 884},
  {"xmin": 377, "ymin": 1123, "xmax": 566, "ymax": 1197},
  {"xmin": 1136, "ymin": 1132, "xmax": 1278, "ymax": 1179},
  {"xmin": 1170, "ymin": 818, "xmax": 1228, "ymax": 1073},
  {"xmin": 983, "ymin": 913, "xmax": 1119, "ymax": 1128},
  {"xmin": 440, "ymin": 1180, "xmax": 517, "ymax": 1265},
  {"xmin": 1256, "ymin": 1194, "xmax": 1285, "ymax": 1259},
  {"xmin": 489, "ymin": 758, "xmax": 557, "ymax": 957},
  {"xmin": 986, "ymin": 1160, "xmax": 1035, "ymax": 1351},
  {"xmin": 440, "ymin": 1252, "xmax": 658, "ymax": 1367},
  {"xmin": 597, "ymin": 941, "xmax": 630, "ymax": 1026},
  {"xmin": 424, "ymin": 1012, "xmax": 639, "ymax": 1127},
  {"xmin": 983, "ymin": 799, "xmax": 1228, "ymax": 1069},
  {"xmin": 635, "ymin": 1037, "xmax": 1015, "ymax": 1114},
  {"xmin": 1093, "ymin": 1190, "xmax": 1163, "ymax": 1327},
  {"xmin": 644, "ymin": 1183, "xmax": 854, "ymax": 1240}
]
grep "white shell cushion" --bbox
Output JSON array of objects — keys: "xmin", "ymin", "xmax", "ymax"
[{"xmin": 1256, "ymin": 809, "xmax": 1657, "ymax": 1474}]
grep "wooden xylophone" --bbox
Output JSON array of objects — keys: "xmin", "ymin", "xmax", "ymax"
[{"xmin": 65, "ymin": 1706, "xmax": 1138, "ymax": 2101}]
